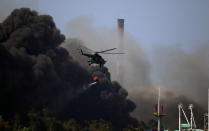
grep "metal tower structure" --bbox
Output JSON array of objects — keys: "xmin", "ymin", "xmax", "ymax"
[
  {"xmin": 178, "ymin": 104, "xmax": 196, "ymax": 131},
  {"xmin": 153, "ymin": 88, "xmax": 166, "ymax": 131},
  {"xmin": 204, "ymin": 89, "xmax": 209, "ymax": 131}
]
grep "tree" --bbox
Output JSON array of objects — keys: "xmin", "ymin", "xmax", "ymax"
[
  {"xmin": 63, "ymin": 119, "xmax": 80, "ymax": 131},
  {"xmin": 41, "ymin": 108, "xmax": 63, "ymax": 131},
  {"xmin": 27, "ymin": 110, "xmax": 44, "ymax": 131},
  {"xmin": 18, "ymin": 127, "xmax": 30, "ymax": 131},
  {"xmin": 12, "ymin": 113, "xmax": 22, "ymax": 131},
  {"xmin": 27, "ymin": 108, "xmax": 64, "ymax": 131},
  {"xmin": 85, "ymin": 119, "xmax": 112, "ymax": 131},
  {"xmin": 0, "ymin": 115, "xmax": 10, "ymax": 131}
]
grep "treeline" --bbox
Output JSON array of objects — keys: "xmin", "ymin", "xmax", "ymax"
[{"xmin": 0, "ymin": 108, "xmax": 150, "ymax": 131}]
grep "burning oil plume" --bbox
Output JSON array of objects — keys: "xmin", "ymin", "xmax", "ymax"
[
  {"xmin": 64, "ymin": 38, "xmax": 206, "ymax": 129},
  {"xmin": 62, "ymin": 38, "xmax": 92, "ymax": 70},
  {"xmin": 64, "ymin": 17, "xmax": 208, "ymax": 129},
  {"xmin": 0, "ymin": 8, "xmax": 92, "ymax": 118},
  {"xmin": 1, "ymin": 7, "xmax": 207, "ymax": 130},
  {"xmin": 0, "ymin": 8, "xmax": 138, "ymax": 130},
  {"xmin": 62, "ymin": 39, "xmax": 138, "ymax": 129},
  {"xmin": 62, "ymin": 69, "xmax": 138, "ymax": 130}
]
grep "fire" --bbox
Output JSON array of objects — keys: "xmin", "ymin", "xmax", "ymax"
[{"xmin": 93, "ymin": 76, "xmax": 99, "ymax": 82}]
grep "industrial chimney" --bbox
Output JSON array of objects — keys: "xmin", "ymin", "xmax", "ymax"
[
  {"xmin": 117, "ymin": 19, "xmax": 124, "ymax": 37},
  {"xmin": 117, "ymin": 19, "xmax": 124, "ymax": 84}
]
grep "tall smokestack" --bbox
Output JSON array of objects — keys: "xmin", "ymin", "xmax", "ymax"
[
  {"xmin": 117, "ymin": 19, "xmax": 124, "ymax": 37},
  {"xmin": 117, "ymin": 19, "xmax": 124, "ymax": 85}
]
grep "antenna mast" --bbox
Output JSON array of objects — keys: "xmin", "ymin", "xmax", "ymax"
[
  {"xmin": 208, "ymin": 89, "xmax": 209, "ymax": 131},
  {"xmin": 153, "ymin": 88, "xmax": 166, "ymax": 131},
  {"xmin": 158, "ymin": 88, "xmax": 160, "ymax": 131}
]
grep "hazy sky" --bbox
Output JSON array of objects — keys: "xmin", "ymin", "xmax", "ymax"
[{"xmin": 1, "ymin": 0, "xmax": 209, "ymax": 49}]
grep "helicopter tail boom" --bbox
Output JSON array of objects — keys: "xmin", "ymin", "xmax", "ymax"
[{"xmin": 80, "ymin": 49, "xmax": 93, "ymax": 57}]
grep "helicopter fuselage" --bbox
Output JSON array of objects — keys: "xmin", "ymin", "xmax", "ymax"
[
  {"xmin": 89, "ymin": 53, "xmax": 106, "ymax": 67},
  {"xmin": 80, "ymin": 48, "xmax": 122, "ymax": 67}
]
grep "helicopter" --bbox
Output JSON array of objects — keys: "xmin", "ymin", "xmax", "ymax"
[{"xmin": 80, "ymin": 48, "xmax": 124, "ymax": 67}]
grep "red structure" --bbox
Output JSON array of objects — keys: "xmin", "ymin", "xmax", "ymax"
[{"xmin": 153, "ymin": 104, "xmax": 166, "ymax": 116}]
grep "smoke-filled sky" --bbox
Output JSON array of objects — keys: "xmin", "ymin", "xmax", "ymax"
[
  {"xmin": 1, "ymin": 1, "xmax": 209, "ymax": 128},
  {"xmin": 1, "ymin": 0, "xmax": 209, "ymax": 50},
  {"xmin": 0, "ymin": 8, "xmax": 139, "ymax": 130}
]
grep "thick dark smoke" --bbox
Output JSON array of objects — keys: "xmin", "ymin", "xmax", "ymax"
[
  {"xmin": 62, "ymin": 38, "xmax": 138, "ymax": 129},
  {"xmin": 64, "ymin": 17, "xmax": 207, "ymax": 129},
  {"xmin": 64, "ymin": 38, "xmax": 206, "ymax": 129},
  {"xmin": 62, "ymin": 38, "xmax": 92, "ymax": 70},
  {"xmin": 0, "ymin": 8, "xmax": 91, "ymax": 117},
  {"xmin": 63, "ymin": 66, "xmax": 138, "ymax": 130},
  {"xmin": 1, "ymin": 7, "xmax": 207, "ymax": 130},
  {"xmin": 0, "ymin": 8, "xmax": 137, "ymax": 130}
]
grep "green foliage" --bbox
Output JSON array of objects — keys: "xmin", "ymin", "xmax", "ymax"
[
  {"xmin": 12, "ymin": 113, "xmax": 22, "ymax": 131},
  {"xmin": 123, "ymin": 121, "xmax": 149, "ymax": 131},
  {"xmin": 27, "ymin": 108, "xmax": 64, "ymax": 131},
  {"xmin": 63, "ymin": 119, "xmax": 80, "ymax": 131},
  {"xmin": 0, "ymin": 108, "xmax": 149, "ymax": 131},
  {"xmin": 85, "ymin": 119, "xmax": 112, "ymax": 131},
  {"xmin": 27, "ymin": 110, "xmax": 43, "ymax": 131},
  {"xmin": 41, "ymin": 109, "xmax": 63, "ymax": 131},
  {"xmin": 0, "ymin": 116, "xmax": 10, "ymax": 131},
  {"xmin": 18, "ymin": 127, "xmax": 30, "ymax": 131}
]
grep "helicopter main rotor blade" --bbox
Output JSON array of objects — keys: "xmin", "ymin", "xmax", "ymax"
[
  {"xmin": 96, "ymin": 48, "xmax": 117, "ymax": 53},
  {"xmin": 100, "ymin": 52, "xmax": 125, "ymax": 54}
]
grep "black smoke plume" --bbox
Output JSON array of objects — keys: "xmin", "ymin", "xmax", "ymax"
[
  {"xmin": 64, "ymin": 17, "xmax": 207, "ymax": 129},
  {"xmin": 0, "ymin": 8, "xmax": 137, "ymax": 130},
  {"xmin": 0, "ymin": 7, "xmax": 91, "ymax": 117},
  {"xmin": 62, "ymin": 39, "xmax": 138, "ymax": 129}
]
